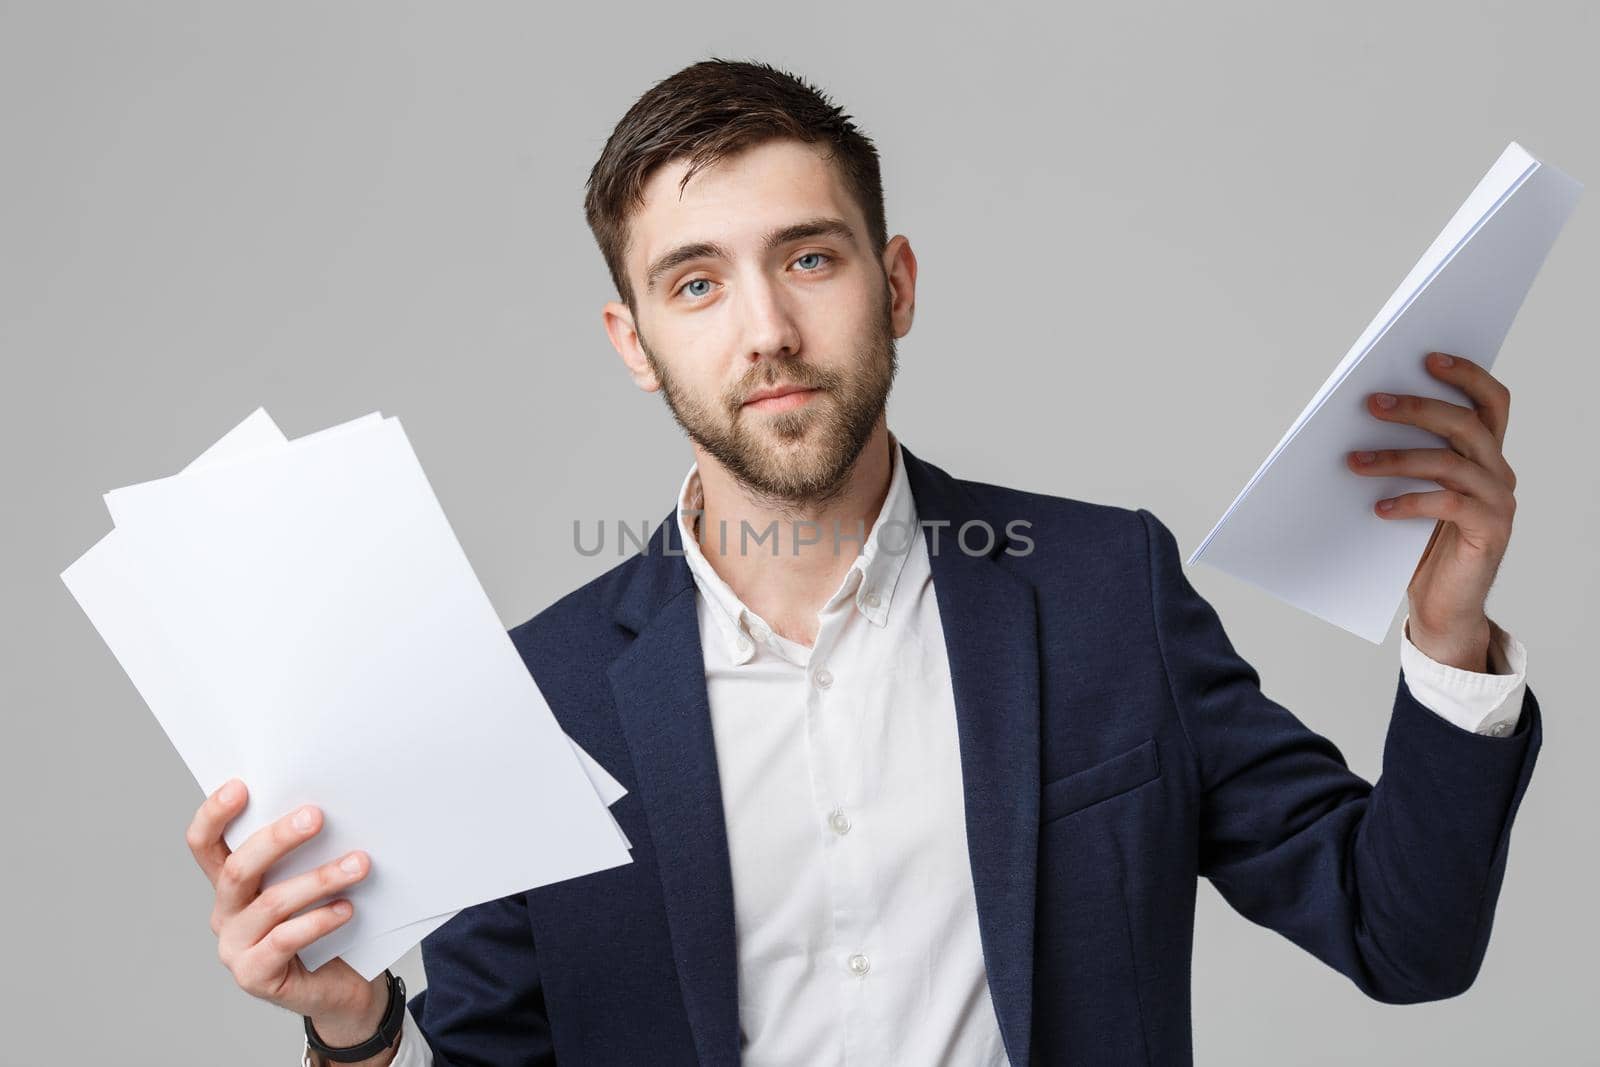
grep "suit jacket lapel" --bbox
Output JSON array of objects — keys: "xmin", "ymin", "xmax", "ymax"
[
  {"xmin": 603, "ymin": 446, "xmax": 1042, "ymax": 1067},
  {"xmin": 607, "ymin": 512, "xmax": 742, "ymax": 1067},
  {"xmin": 902, "ymin": 444, "xmax": 1043, "ymax": 1067}
]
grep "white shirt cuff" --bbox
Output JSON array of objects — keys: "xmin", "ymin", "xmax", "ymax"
[
  {"xmin": 1400, "ymin": 613, "xmax": 1528, "ymax": 737},
  {"xmin": 301, "ymin": 1004, "xmax": 431, "ymax": 1067}
]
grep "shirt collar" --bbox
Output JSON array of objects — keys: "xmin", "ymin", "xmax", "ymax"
[{"xmin": 675, "ymin": 432, "xmax": 919, "ymax": 662}]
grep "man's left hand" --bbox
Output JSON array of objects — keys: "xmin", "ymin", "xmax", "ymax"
[{"xmin": 1347, "ymin": 350, "xmax": 1518, "ymax": 672}]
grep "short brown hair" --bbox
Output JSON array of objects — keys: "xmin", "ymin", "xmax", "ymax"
[{"xmin": 583, "ymin": 57, "xmax": 888, "ymax": 313}]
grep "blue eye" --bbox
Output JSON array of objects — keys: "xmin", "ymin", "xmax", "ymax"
[{"xmin": 673, "ymin": 253, "xmax": 833, "ymax": 301}]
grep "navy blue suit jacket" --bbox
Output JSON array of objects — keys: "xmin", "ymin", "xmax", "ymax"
[{"xmin": 403, "ymin": 444, "xmax": 1542, "ymax": 1065}]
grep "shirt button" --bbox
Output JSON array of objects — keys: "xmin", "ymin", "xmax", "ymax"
[
  {"xmin": 813, "ymin": 667, "xmax": 834, "ymax": 690},
  {"xmin": 1487, "ymin": 721, "xmax": 1512, "ymax": 737},
  {"xmin": 735, "ymin": 636, "xmax": 752, "ymax": 654},
  {"xmin": 863, "ymin": 591, "xmax": 882, "ymax": 609},
  {"xmin": 828, "ymin": 809, "xmax": 852, "ymax": 835},
  {"xmin": 848, "ymin": 953, "xmax": 870, "ymax": 976}
]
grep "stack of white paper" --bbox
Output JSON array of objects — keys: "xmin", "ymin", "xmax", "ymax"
[
  {"xmin": 1189, "ymin": 141, "xmax": 1582, "ymax": 642},
  {"xmin": 62, "ymin": 408, "xmax": 633, "ymax": 979}
]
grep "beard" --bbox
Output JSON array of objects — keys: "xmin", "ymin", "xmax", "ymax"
[{"xmin": 639, "ymin": 284, "xmax": 898, "ymax": 511}]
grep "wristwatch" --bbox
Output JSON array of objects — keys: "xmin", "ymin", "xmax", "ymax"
[{"xmin": 304, "ymin": 970, "xmax": 405, "ymax": 1063}]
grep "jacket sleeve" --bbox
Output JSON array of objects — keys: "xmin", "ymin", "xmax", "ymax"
[
  {"xmin": 1138, "ymin": 508, "xmax": 1543, "ymax": 1002},
  {"xmin": 404, "ymin": 891, "xmax": 557, "ymax": 1066}
]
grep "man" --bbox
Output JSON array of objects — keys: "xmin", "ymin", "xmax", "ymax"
[{"xmin": 189, "ymin": 58, "xmax": 1538, "ymax": 1065}]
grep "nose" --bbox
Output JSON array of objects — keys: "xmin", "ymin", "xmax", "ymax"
[{"xmin": 738, "ymin": 274, "xmax": 802, "ymax": 364}]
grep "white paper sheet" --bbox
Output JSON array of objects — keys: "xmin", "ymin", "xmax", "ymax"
[
  {"xmin": 63, "ymin": 409, "xmax": 633, "ymax": 978},
  {"xmin": 340, "ymin": 737, "xmax": 631, "ymax": 978},
  {"xmin": 1189, "ymin": 142, "xmax": 1582, "ymax": 642}
]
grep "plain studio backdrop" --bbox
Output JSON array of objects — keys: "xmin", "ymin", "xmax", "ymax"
[{"xmin": 3, "ymin": 2, "xmax": 1595, "ymax": 1063}]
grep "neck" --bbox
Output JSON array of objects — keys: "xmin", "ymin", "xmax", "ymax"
[{"xmin": 690, "ymin": 420, "xmax": 893, "ymax": 647}]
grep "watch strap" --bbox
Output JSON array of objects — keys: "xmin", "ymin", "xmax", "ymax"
[{"xmin": 304, "ymin": 970, "xmax": 405, "ymax": 1063}]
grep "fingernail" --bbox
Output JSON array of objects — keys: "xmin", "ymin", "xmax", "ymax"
[
  {"xmin": 1373, "ymin": 393, "xmax": 1396, "ymax": 409},
  {"xmin": 217, "ymin": 780, "xmax": 238, "ymax": 804},
  {"xmin": 292, "ymin": 806, "xmax": 315, "ymax": 832},
  {"xmin": 1433, "ymin": 352, "xmax": 1454, "ymax": 367},
  {"xmin": 1354, "ymin": 450, "xmax": 1376, "ymax": 464},
  {"xmin": 340, "ymin": 853, "xmax": 363, "ymax": 874}
]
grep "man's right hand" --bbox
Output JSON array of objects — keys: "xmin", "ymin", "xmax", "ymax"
[{"xmin": 187, "ymin": 779, "xmax": 395, "ymax": 1062}]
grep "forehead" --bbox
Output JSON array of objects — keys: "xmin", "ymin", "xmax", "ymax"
[{"xmin": 627, "ymin": 138, "xmax": 861, "ymax": 276}]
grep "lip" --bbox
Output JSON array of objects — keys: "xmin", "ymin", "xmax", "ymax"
[{"xmin": 742, "ymin": 385, "xmax": 819, "ymax": 412}]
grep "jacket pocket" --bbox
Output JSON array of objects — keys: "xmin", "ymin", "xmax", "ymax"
[{"xmin": 1041, "ymin": 736, "xmax": 1161, "ymax": 824}]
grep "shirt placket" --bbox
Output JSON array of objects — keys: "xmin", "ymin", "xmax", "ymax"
[{"xmin": 800, "ymin": 567, "xmax": 881, "ymax": 1066}]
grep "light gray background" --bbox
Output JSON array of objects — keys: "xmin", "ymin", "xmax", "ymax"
[{"xmin": 3, "ymin": 2, "xmax": 1594, "ymax": 1063}]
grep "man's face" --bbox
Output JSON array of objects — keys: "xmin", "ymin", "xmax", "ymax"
[{"xmin": 608, "ymin": 138, "xmax": 907, "ymax": 508}]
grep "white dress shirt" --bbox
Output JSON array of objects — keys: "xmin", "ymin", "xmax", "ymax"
[{"xmin": 303, "ymin": 436, "xmax": 1529, "ymax": 1066}]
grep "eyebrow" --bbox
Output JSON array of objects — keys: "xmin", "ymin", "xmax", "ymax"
[{"xmin": 643, "ymin": 216, "xmax": 858, "ymax": 295}]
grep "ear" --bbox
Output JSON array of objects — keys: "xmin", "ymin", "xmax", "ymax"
[
  {"xmin": 881, "ymin": 235, "xmax": 918, "ymax": 338},
  {"xmin": 602, "ymin": 299, "xmax": 661, "ymax": 393}
]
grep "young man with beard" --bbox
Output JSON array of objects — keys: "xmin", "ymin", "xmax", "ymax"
[{"xmin": 188, "ymin": 58, "xmax": 1540, "ymax": 1066}]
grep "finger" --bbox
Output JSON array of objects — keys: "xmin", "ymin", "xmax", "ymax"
[
  {"xmin": 1367, "ymin": 390, "xmax": 1505, "ymax": 474},
  {"xmin": 225, "ymin": 849, "xmax": 371, "ymax": 954},
  {"xmin": 1374, "ymin": 488, "xmax": 1511, "ymax": 549},
  {"xmin": 1424, "ymin": 351, "xmax": 1511, "ymax": 445},
  {"xmin": 186, "ymin": 778, "xmax": 247, "ymax": 886},
  {"xmin": 213, "ymin": 802, "xmax": 324, "ymax": 920},
  {"xmin": 229, "ymin": 898, "xmax": 356, "ymax": 999},
  {"xmin": 1346, "ymin": 446, "xmax": 1517, "ymax": 504}
]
